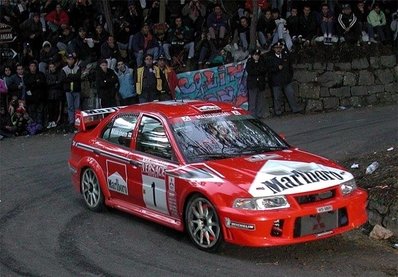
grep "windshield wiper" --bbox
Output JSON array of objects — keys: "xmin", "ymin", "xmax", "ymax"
[
  {"xmin": 240, "ymin": 145, "xmax": 288, "ymax": 154},
  {"xmin": 195, "ymin": 153, "xmax": 237, "ymax": 160}
]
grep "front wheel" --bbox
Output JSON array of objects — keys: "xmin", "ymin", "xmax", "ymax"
[
  {"xmin": 185, "ymin": 195, "xmax": 223, "ymax": 252},
  {"xmin": 81, "ymin": 168, "xmax": 105, "ymax": 212}
]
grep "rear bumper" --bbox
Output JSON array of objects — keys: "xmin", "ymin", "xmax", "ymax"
[{"xmin": 219, "ymin": 189, "xmax": 368, "ymax": 247}]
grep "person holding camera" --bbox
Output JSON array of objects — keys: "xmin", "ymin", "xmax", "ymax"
[{"xmin": 182, "ymin": 0, "xmax": 206, "ymax": 35}]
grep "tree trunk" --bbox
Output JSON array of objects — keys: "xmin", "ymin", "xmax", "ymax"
[
  {"xmin": 159, "ymin": 0, "xmax": 166, "ymax": 24},
  {"xmin": 249, "ymin": 0, "xmax": 258, "ymax": 52},
  {"xmin": 101, "ymin": 0, "xmax": 113, "ymax": 35}
]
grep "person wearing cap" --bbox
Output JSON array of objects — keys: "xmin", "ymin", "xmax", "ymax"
[
  {"xmin": 135, "ymin": 54, "xmax": 163, "ymax": 103},
  {"xmin": 39, "ymin": 41, "xmax": 60, "ymax": 73},
  {"xmin": 96, "ymin": 59, "xmax": 119, "ymax": 108},
  {"xmin": 266, "ymin": 41, "xmax": 303, "ymax": 116},
  {"xmin": 157, "ymin": 55, "xmax": 177, "ymax": 100},
  {"xmin": 61, "ymin": 54, "xmax": 82, "ymax": 127},
  {"xmin": 337, "ymin": 4, "xmax": 361, "ymax": 44},
  {"xmin": 23, "ymin": 60, "xmax": 47, "ymax": 126},
  {"xmin": 115, "ymin": 60, "xmax": 138, "ymax": 105},
  {"xmin": 245, "ymin": 49, "xmax": 269, "ymax": 119}
]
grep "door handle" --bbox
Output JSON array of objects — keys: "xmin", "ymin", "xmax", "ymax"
[{"xmin": 93, "ymin": 149, "xmax": 101, "ymax": 155}]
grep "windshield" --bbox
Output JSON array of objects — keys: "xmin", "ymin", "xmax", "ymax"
[{"xmin": 171, "ymin": 115, "xmax": 288, "ymax": 163}]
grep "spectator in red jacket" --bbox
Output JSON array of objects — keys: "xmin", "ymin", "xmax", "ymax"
[{"xmin": 45, "ymin": 4, "xmax": 70, "ymax": 32}]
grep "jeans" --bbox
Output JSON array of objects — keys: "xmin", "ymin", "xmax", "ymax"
[
  {"xmin": 320, "ymin": 21, "xmax": 334, "ymax": 37},
  {"xmin": 208, "ymin": 25, "xmax": 226, "ymax": 40},
  {"xmin": 66, "ymin": 92, "xmax": 80, "ymax": 125},
  {"xmin": 163, "ymin": 42, "xmax": 195, "ymax": 60},
  {"xmin": 239, "ymin": 32, "xmax": 249, "ymax": 50},
  {"xmin": 257, "ymin": 31, "xmax": 268, "ymax": 47},
  {"xmin": 272, "ymin": 23, "xmax": 293, "ymax": 50},
  {"xmin": 371, "ymin": 25, "xmax": 387, "ymax": 41}
]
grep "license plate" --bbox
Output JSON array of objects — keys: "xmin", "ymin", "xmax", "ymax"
[{"xmin": 298, "ymin": 211, "xmax": 338, "ymax": 237}]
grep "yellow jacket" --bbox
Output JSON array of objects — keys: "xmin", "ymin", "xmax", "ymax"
[{"xmin": 135, "ymin": 65, "xmax": 162, "ymax": 95}]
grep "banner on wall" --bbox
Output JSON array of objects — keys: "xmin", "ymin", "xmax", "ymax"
[{"xmin": 175, "ymin": 60, "xmax": 248, "ymax": 109}]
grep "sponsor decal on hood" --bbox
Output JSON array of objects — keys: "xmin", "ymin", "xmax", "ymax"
[{"xmin": 249, "ymin": 160, "xmax": 353, "ymax": 197}]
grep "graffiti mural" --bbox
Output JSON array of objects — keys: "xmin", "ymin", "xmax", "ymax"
[{"xmin": 175, "ymin": 60, "xmax": 248, "ymax": 109}]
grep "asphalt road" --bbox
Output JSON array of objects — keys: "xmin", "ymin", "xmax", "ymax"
[{"xmin": 1, "ymin": 105, "xmax": 397, "ymax": 277}]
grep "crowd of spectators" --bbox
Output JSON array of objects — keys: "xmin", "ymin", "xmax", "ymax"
[{"xmin": 0, "ymin": 0, "xmax": 397, "ymax": 139}]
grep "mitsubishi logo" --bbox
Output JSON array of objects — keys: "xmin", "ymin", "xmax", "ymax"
[{"xmin": 312, "ymin": 214, "xmax": 326, "ymax": 231}]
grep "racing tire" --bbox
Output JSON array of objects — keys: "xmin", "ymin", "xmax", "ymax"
[
  {"xmin": 185, "ymin": 195, "xmax": 223, "ymax": 252},
  {"xmin": 81, "ymin": 168, "xmax": 105, "ymax": 212}
]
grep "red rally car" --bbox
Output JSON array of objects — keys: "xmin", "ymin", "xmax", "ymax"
[{"xmin": 68, "ymin": 100, "xmax": 368, "ymax": 252}]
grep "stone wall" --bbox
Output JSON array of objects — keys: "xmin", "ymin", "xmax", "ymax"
[{"xmin": 290, "ymin": 55, "xmax": 398, "ymax": 112}]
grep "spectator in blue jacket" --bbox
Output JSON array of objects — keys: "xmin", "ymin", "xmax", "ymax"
[{"xmin": 115, "ymin": 60, "xmax": 138, "ymax": 105}]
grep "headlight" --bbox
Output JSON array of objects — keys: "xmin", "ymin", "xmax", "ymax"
[
  {"xmin": 233, "ymin": 196, "xmax": 290, "ymax": 210},
  {"xmin": 340, "ymin": 179, "xmax": 357, "ymax": 195}
]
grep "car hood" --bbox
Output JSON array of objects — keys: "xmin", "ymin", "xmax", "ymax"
[{"xmin": 203, "ymin": 149, "xmax": 354, "ymax": 197}]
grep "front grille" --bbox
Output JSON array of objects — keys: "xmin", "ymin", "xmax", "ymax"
[
  {"xmin": 295, "ymin": 189, "xmax": 335, "ymax": 205},
  {"xmin": 293, "ymin": 208, "xmax": 348, "ymax": 238}
]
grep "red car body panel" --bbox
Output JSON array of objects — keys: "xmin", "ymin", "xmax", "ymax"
[{"xmin": 69, "ymin": 100, "xmax": 368, "ymax": 247}]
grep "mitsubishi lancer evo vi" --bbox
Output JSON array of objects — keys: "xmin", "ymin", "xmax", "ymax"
[{"xmin": 68, "ymin": 100, "xmax": 368, "ymax": 252}]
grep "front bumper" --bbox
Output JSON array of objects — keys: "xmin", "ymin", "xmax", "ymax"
[{"xmin": 219, "ymin": 188, "xmax": 368, "ymax": 247}]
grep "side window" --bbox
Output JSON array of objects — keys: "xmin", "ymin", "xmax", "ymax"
[
  {"xmin": 102, "ymin": 114, "xmax": 138, "ymax": 147},
  {"xmin": 136, "ymin": 116, "xmax": 172, "ymax": 160}
]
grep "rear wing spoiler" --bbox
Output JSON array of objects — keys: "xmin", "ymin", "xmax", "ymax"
[{"xmin": 74, "ymin": 106, "xmax": 126, "ymax": 132}]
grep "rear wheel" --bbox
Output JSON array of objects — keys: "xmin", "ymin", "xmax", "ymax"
[
  {"xmin": 185, "ymin": 195, "xmax": 223, "ymax": 252},
  {"xmin": 81, "ymin": 168, "xmax": 104, "ymax": 212}
]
